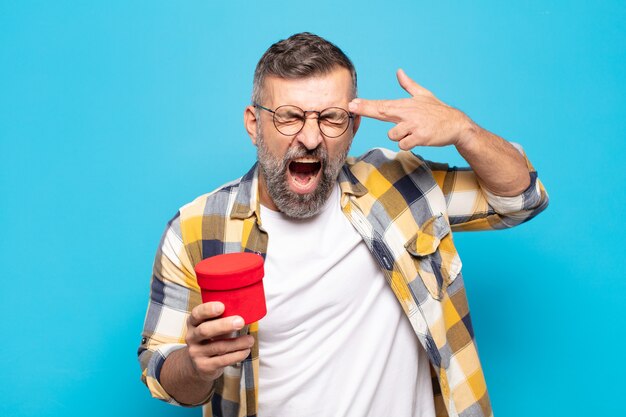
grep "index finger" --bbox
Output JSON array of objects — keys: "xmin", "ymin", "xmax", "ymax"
[
  {"xmin": 188, "ymin": 301, "xmax": 225, "ymax": 327},
  {"xmin": 348, "ymin": 98, "xmax": 401, "ymax": 123}
]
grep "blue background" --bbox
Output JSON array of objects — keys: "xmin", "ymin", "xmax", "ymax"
[{"xmin": 1, "ymin": 1, "xmax": 624, "ymax": 416}]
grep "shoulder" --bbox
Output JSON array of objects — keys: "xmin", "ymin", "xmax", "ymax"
[
  {"xmin": 175, "ymin": 177, "xmax": 243, "ymax": 222},
  {"xmin": 341, "ymin": 148, "xmax": 449, "ymax": 230},
  {"xmin": 345, "ymin": 147, "xmax": 434, "ymax": 180},
  {"xmin": 159, "ymin": 176, "xmax": 247, "ymax": 262}
]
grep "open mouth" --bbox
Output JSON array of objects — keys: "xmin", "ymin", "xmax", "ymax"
[{"xmin": 287, "ymin": 158, "xmax": 322, "ymax": 193}]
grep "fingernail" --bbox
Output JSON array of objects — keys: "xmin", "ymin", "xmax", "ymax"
[
  {"xmin": 348, "ymin": 102, "xmax": 358, "ymax": 111},
  {"xmin": 232, "ymin": 317, "xmax": 244, "ymax": 329}
]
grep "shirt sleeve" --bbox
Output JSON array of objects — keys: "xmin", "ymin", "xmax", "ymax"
[
  {"xmin": 425, "ymin": 143, "xmax": 549, "ymax": 231},
  {"xmin": 137, "ymin": 213, "xmax": 206, "ymax": 406}
]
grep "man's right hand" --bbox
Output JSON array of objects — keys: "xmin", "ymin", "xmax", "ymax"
[
  {"xmin": 185, "ymin": 301, "xmax": 255, "ymax": 381},
  {"xmin": 160, "ymin": 301, "xmax": 255, "ymax": 405}
]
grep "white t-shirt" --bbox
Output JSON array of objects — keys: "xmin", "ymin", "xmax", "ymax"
[{"xmin": 257, "ymin": 185, "xmax": 435, "ymax": 417}]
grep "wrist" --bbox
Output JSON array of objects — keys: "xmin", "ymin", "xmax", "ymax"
[
  {"xmin": 162, "ymin": 347, "xmax": 216, "ymax": 405},
  {"xmin": 454, "ymin": 114, "xmax": 480, "ymax": 153},
  {"xmin": 184, "ymin": 346, "xmax": 221, "ymax": 383}
]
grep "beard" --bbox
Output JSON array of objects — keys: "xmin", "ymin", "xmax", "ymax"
[{"xmin": 256, "ymin": 131, "xmax": 351, "ymax": 219}]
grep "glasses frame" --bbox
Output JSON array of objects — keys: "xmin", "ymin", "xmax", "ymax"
[{"xmin": 253, "ymin": 103, "xmax": 355, "ymax": 138}]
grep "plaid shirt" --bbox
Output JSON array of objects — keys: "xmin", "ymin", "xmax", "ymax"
[{"xmin": 138, "ymin": 147, "xmax": 548, "ymax": 417}]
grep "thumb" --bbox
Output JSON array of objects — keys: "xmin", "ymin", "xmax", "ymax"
[{"xmin": 397, "ymin": 69, "xmax": 431, "ymax": 97}]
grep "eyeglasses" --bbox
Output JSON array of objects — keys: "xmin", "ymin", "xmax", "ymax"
[{"xmin": 254, "ymin": 103, "xmax": 354, "ymax": 138}]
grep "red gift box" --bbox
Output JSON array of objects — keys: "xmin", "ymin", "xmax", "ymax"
[{"xmin": 194, "ymin": 252, "xmax": 266, "ymax": 324}]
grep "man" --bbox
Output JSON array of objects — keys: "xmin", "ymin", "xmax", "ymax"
[{"xmin": 138, "ymin": 33, "xmax": 548, "ymax": 417}]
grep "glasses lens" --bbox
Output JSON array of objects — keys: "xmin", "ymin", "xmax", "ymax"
[
  {"xmin": 273, "ymin": 106, "xmax": 305, "ymax": 135},
  {"xmin": 319, "ymin": 107, "xmax": 351, "ymax": 138}
]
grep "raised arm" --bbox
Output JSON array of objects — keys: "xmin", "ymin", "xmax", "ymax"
[
  {"xmin": 349, "ymin": 69, "xmax": 532, "ymax": 195},
  {"xmin": 348, "ymin": 69, "xmax": 548, "ymax": 229}
]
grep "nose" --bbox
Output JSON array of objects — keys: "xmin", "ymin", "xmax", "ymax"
[{"xmin": 294, "ymin": 113, "xmax": 323, "ymax": 150}]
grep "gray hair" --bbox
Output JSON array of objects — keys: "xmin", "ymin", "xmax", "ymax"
[{"xmin": 251, "ymin": 32, "xmax": 357, "ymax": 105}]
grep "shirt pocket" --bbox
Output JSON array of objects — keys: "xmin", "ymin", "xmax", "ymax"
[{"xmin": 404, "ymin": 214, "xmax": 463, "ymax": 300}]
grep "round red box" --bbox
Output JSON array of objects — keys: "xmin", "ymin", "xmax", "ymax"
[{"xmin": 194, "ymin": 252, "xmax": 266, "ymax": 324}]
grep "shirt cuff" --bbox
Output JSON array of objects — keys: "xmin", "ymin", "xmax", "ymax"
[
  {"xmin": 145, "ymin": 343, "xmax": 188, "ymax": 405},
  {"xmin": 481, "ymin": 171, "xmax": 543, "ymax": 215}
]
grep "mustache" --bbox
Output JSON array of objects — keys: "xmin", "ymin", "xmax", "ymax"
[{"xmin": 282, "ymin": 144, "xmax": 328, "ymax": 166}]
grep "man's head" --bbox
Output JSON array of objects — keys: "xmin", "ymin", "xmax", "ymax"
[
  {"xmin": 244, "ymin": 33, "xmax": 360, "ymax": 219},
  {"xmin": 251, "ymin": 32, "xmax": 357, "ymax": 105}
]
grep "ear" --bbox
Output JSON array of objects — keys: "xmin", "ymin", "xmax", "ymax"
[
  {"xmin": 244, "ymin": 105, "xmax": 259, "ymax": 145},
  {"xmin": 351, "ymin": 114, "xmax": 361, "ymax": 136}
]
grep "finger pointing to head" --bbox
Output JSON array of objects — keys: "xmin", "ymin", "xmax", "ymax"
[{"xmin": 348, "ymin": 98, "xmax": 399, "ymax": 122}]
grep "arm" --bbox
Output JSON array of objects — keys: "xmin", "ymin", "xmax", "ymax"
[
  {"xmin": 160, "ymin": 302, "xmax": 253, "ymax": 405},
  {"xmin": 424, "ymin": 152, "xmax": 547, "ymax": 230},
  {"xmin": 454, "ymin": 121, "xmax": 530, "ymax": 197},
  {"xmin": 349, "ymin": 69, "xmax": 531, "ymax": 195},
  {"xmin": 138, "ymin": 215, "xmax": 253, "ymax": 406},
  {"xmin": 349, "ymin": 69, "xmax": 548, "ymax": 228}
]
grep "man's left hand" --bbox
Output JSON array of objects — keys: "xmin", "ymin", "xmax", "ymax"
[
  {"xmin": 349, "ymin": 69, "xmax": 532, "ymax": 197},
  {"xmin": 348, "ymin": 69, "xmax": 473, "ymax": 151}
]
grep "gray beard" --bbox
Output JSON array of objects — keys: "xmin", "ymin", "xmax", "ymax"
[{"xmin": 256, "ymin": 133, "xmax": 350, "ymax": 219}]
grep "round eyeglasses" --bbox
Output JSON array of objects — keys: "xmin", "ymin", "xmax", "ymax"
[{"xmin": 254, "ymin": 103, "xmax": 354, "ymax": 138}]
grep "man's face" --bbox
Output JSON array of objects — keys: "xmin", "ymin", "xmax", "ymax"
[{"xmin": 246, "ymin": 67, "xmax": 360, "ymax": 218}]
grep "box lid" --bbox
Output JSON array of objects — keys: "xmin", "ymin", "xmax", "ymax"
[{"xmin": 195, "ymin": 252, "xmax": 264, "ymax": 290}]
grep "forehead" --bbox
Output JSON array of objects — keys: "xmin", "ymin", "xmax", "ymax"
[{"xmin": 263, "ymin": 67, "xmax": 353, "ymax": 109}]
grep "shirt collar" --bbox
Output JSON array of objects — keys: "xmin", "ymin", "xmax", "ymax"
[
  {"xmin": 229, "ymin": 162, "xmax": 261, "ymax": 220},
  {"xmin": 337, "ymin": 162, "xmax": 368, "ymax": 198}
]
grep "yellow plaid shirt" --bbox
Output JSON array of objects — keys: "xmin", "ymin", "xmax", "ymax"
[{"xmin": 138, "ymin": 147, "xmax": 548, "ymax": 417}]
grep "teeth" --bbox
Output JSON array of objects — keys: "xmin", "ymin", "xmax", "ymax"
[{"xmin": 292, "ymin": 158, "xmax": 319, "ymax": 163}]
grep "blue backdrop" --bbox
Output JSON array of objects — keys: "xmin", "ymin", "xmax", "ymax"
[{"xmin": 1, "ymin": 1, "xmax": 624, "ymax": 416}]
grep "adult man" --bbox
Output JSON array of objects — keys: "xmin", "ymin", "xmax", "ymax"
[{"xmin": 138, "ymin": 33, "xmax": 548, "ymax": 417}]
